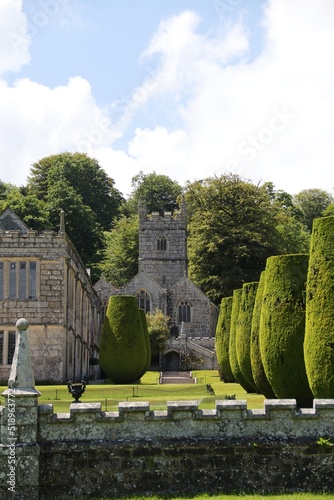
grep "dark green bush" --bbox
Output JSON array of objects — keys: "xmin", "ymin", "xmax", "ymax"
[
  {"xmin": 229, "ymin": 288, "xmax": 256, "ymax": 393},
  {"xmin": 215, "ymin": 296, "xmax": 235, "ymax": 382},
  {"xmin": 250, "ymin": 271, "xmax": 276, "ymax": 399},
  {"xmin": 99, "ymin": 296, "xmax": 147, "ymax": 383},
  {"xmin": 236, "ymin": 282, "xmax": 259, "ymax": 392},
  {"xmin": 304, "ymin": 216, "xmax": 334, "ymax": 398},
  {"xmin": 260, "ymin": 254, "xmax": 313, "ymax": 407},
  {"xmin": 138, "ymin": 308, "xmax": 151, "ymax": 377}
]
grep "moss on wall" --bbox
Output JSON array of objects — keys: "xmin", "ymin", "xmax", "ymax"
[
  {"xmin": 260, "ymin": 254, "xmax": 313, "ymax": 407},
  {"xmin": 305, "ymin": 216, "xmax": 334, "ymax": 398},
  {"xmin": 100, "ymin": 296, "xmax": 147, "ymax": 383},
  {"xmin": 236, "ymin": 282, "xmax": 259, "ymax": 391},
  {"xmin": 229, "ymin": 288, "xmax": 256, "ymax": 393},
  {"xmin": 215, "ymin": 296, "xmax": 235, "ymax": 382},
  {"xmin": 250, "ymin": 271, "xmax": 276, "ymax": 399}
]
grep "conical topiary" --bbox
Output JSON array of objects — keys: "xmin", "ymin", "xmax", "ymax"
[
  {"xmin": 304, "ymin": 216, "xmax": 334, "ymax": 398},
  {"xmin": 236, "ymin": 282, "xmax": 259, "ymax": 392},
  {"xmin": 250, "ymin": 271, "xmax": 276, "ymax": 399},
  {"xmin": 100, "ymin": 296, "xmax": 147, "ymax": 383},
  {"xmin": 229, "ymin": 288, "xmax": 256, "ymax": 393},
  {"xmin": 215, "ymin": 296, "xmax": 235, "ymax": 382},
  {"xmin": 260, "ymin": 254, "xmax": 313, "ymax": 408}
]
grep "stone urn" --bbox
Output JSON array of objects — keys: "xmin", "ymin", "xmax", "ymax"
[{"xmin": 67, "ymin": 380, "xmax": 87, "ymax": 403}]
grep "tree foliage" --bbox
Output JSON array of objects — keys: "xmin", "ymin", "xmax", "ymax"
[
  {"xmin": 294, "ymin": 188, "xmax": 334, "ymax": 231},
  {"xmin": 125, "ymin": 171, "xmax": 183, "ymax": 214},
  {"xmin": 146, "ymin": 309, "xmax": 170, "ymax": 358},
  {"xmin": 186, "ymin": 174, "xmax": 284, "ymax": 302},
  {"xmin": 99, "ymin": 215, "xmax": 139, "ymax": 288}
]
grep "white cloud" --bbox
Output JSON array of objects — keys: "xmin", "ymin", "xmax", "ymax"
[
  {"xmin": 125, "ymin": 0, "xmax": 334, "ymax": 195},
  {"xmin": 1, "ymin": 0, "xmax": 334, "ymax": 198},
  {"xmin": 0, "ymin": 0, "xmax": 30, "ymax": 75}
]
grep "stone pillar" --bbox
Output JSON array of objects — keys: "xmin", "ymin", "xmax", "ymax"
[{"xmin": 1, "ymin": 318, "xmax": 41, "ymax": 499}]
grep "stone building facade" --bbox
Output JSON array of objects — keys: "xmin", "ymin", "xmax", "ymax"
[
  {"xmin": 101, "ymin": 199, "xmax": 218, "ymax": 370},
  {"xmin": 0, "ymin": 208, "xmax": 101, "ymax": 383}
]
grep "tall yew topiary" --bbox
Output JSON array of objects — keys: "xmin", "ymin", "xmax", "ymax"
[
  {"xmin": 236, "ymin": 282, "xmax": 259, "ymax": 392},
  {"xmin": 229, "ymin": 288, "xmax": 256, "ymax": 393},
  {"xmin": 100, "ymin": 296, "xmax": 147, "ymax": 383},
  {"xmin": 250, "ymin": 271, "xmax": 276, "ymax": 399},
  {"xmin": 260, "ymin": 254, "xmax": 313, "ymax": 407},
  {"xmin": 304, "ymin": 216, "xmax": 334, "ymax": 398},
  {"xmin": 215, "ymin": 296, "xmax": 235, "ymax": 382}
]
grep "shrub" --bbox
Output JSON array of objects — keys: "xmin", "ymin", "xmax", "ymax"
[
  {"xmin": 138, "ymin": 308, "xmax": 152, "ymax": 377},
  {"xmin": 99, "ymin": 296, "xmax": 147, "ymax": 383},
  {"xmin": 304, "ymin": 216, "xmax": 334, "ymax": 398},
  {"xmin": 250, "ymin": 271, "xmax": 276, "ymax": 399},
  {"xmin": 229, "ymin": 288, "xmax": 256, "ymax": 393},
  {"xmin": 236, "ymin": 282, "xmax": 259, "ymax": 392},
  {"xmin": 260, "ymin": 254, "xmax": 313, "ymax": 407},
  {"xmin": 215, "ymin": 296, "xmax": 235, "ymax": 382}
]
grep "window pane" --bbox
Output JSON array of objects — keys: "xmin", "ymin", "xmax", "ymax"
[
  {"xmin": 9, "ymin": 263, "xmax": 16, "ymax": 299},
  {"xmin": 19, "ymin": 262, "xmax": 27, "ymax": 299},
  {"xmin": 7, "ymin": 331, "xmax": 16, "ymax": 365},
  {"xmin": 29, "ymin": 262, "xmax": 37, "ymax": 299},
  {"xmin": 0, "ymin": 331, "xmax": 3, "ymax": 365},
  {"xmin": 0, "ymin": 263, "xmax": 3, "ymax": 300}
]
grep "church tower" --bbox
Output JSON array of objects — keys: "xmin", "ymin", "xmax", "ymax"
[{"xmin": 138, "ymin": 198, "xmax": 187, "ymax": 288}]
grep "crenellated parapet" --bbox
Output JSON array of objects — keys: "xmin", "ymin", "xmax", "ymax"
[{"xmin": 36, "ymin": 398, "xmax": 334, "ymax": 444}]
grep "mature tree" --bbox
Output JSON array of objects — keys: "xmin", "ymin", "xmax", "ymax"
[
  {"xmin": 0, "ymin": 187, "xmax": 49, "ymax": 232},
  {"xmin": 99, "ymin": 215, "xmax": 139, "ymax": 288},
  {"xmin": 46, "ymin": 179, "xmax": 102, "ymax": 266},
  {"xmin": 125, "ymin": 171, "xmax": 183, "ymax": 214},
  {"xmin": 146, "ymin": 309, "xmax": 170, "ymax": 359},
  {"xmin": 293, "ymin": 188, "xmax": 334, "ymax": 231},
  {"xmin": 28, "ymin": 152, "xmax": 123, "ymax": 230},
  {"xmin": 186, "ymin": 174, "xmax": 282, "ymax": 302}
]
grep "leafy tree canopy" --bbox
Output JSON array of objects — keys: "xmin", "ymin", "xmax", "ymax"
[
  {"xmin": 27, "ymin": 152, "xmax": 123, "ymax": 231},
  {"xmin": 185, "ymin": 174, "xmax": 308, "ymax": 303},
  {"xmin": 125, "ymin": 171, "xmax": 183, "ymax": 214},
  {"xmin": 98, "ymin": 215, "xmax": 139, "ymax": 288},
  {"xmin": 0, "ymin": 187, "xmax": 49, "ymax": 232},
  {"xmin": 293, "ymin": 188, "xmax": 334, "ymax": 231}
]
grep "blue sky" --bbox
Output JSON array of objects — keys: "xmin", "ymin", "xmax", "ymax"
[{"xmin": 1, "ymin": 0, "xmax": 334, "ymax": 197}]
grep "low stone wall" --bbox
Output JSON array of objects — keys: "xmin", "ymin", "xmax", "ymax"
[{"xmin": 1, "ymin": 397, "xmax": 334, "ymax": 498}]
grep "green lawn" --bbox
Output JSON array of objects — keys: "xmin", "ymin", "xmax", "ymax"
[{"xmin": 0, "ymin": 370, "xmax": 265, "ymax": 413}]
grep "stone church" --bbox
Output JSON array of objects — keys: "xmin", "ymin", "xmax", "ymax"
[{"xmin": 96, "ymin": 199, "xmax": 218, "ymax": 370}]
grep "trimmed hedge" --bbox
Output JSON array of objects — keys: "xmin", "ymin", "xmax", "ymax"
[
  {"xmin": 250, "ymin": 271, "xmax": 275, "ymax": 399},
  {"xmin": 304, "ymin": 216, "xmax": 334, "ymax": 398},
  {"xmin": 100, "ymin": 296, "xmax": 147, "ymax": 383},
  {"xmin": 260, "ymin": 254, "xmax": 313, "ymax": 407},
  {"xmin": 229, "ymin": 288, "xmax": 256, "ymax": 393},
  {"xmin": 215, "ymin": 296, "xmax": 235, "ymax": 382},
  {"xmin": 236, "ymin": 282, "xmax": 259, "ymax": 391}
]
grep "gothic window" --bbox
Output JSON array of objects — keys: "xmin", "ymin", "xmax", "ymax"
[
  {"xmin": 178, "ymin": 300, "xmax": 191, "ymax": 323},
  {"xmin": 157, "ymin": 237, "xmax": 167, "ymax": 251},
  {"xmin": 136, "ymin": 289, "xmax": 151, "ymax": 313},
  {"xmin": 9, "ymin": 263, "xmax": 16, "ymax": 299},
  {"xmin": 29, "ymin": 262, "xmax": 37, "ymax": 299}
]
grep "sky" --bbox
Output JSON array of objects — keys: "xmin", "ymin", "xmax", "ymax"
[{"xmin": 1, "ymin": 0, "xmax": 334, "ymax": 198}]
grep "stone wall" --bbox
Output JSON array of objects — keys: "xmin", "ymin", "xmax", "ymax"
[{"xmin": 1, "ymin": 396, "xmax": 334, "ymax": 498}]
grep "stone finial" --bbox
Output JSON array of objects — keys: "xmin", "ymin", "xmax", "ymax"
[
  {"xmin": 59, "ymin": 209, "xmax": 66, "ymax": 234},
  {"xmin": 8, "ymin": 318, "xmax": 36, "ymax": 390}
]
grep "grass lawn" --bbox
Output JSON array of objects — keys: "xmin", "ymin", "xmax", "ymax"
[{"xmin": 0, "ymin": 370, "xmax": 265, "ymax": 413}]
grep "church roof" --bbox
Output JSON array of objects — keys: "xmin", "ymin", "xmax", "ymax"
[{"xmin": 0, "ymin": 207, "xmax": 30, "ymax": 233}]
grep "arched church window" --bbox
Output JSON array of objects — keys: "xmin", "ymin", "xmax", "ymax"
[
  {"xmin": 135, "ymin": 289, "xmax": 151, "ymax": 313},
  {"xmin": 178, "ymin": 300, "xmax": 191, "ymax": 323},
  {"xmin": 157, "ymin": 237, "xmax": 167, "ymax": 251}
]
